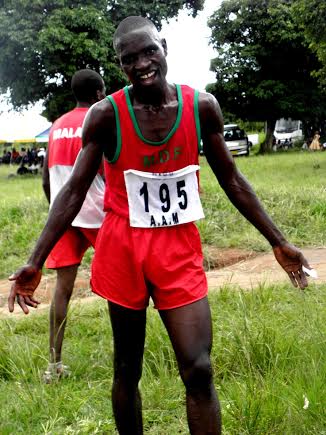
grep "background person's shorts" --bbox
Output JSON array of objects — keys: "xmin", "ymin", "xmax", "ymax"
[
  {"xmin": 91, "ymin": 212, "xmax": 207, "ymax": 310},
  {"xmin": 46, "ymin": 227, "xmax": 99, "ymax": 269}
]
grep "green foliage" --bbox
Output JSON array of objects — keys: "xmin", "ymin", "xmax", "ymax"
[
  {"xmin": 108, "ymin": 0, "xmax": 204, "ymax": 28},
  {"xmin": 207, "ymin": 0, "xmax": 326, "ymax": 152},
  {"xmin": 223, "ymin": 116, "xmax": 265, "ymax": 134},
  {"xmin": 0, "ymin": 0, "xmax": 203, "ymax": 121},
  {"xmin": 292, "ymin": 0, "xmax": 326, "ymax": 87},
  {"xmin": 0, "ymin": 0, "xmax": 120, "ymax": 121}
]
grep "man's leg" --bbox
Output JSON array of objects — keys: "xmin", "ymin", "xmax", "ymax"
[
  {"xmin": 108, "ymin": 302, "xmax": 147, "ymax": 435},
  {"xmin": 159, "ymin": 297, "xmax": 221, "ymax": 435},
  {"xmin": 49, "ymin": 265, "xmax": 79, "ymax": 363}
]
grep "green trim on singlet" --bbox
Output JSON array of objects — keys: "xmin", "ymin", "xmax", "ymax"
[
  {"xmin": 123, "ymin": 84, "xmax": 183, "ymax": 146},
  {"xmin": 106, "ymin": 95, "xmax": 121, "ymax": 163},
  {"xmin": 194, "ymin": 89, "xmax": 202, "ymax": 154}
]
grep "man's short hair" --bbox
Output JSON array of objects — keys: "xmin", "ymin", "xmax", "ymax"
[
  {"xmin": 71, "ymin": 69, "xmax": 104, "ymax": 103},
  {"xmin": 113, "ymin": 16, "xmax": 157, "ymax": 52}
]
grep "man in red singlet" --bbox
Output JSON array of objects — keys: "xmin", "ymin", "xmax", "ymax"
[
  {"xmin": 9, "ymin": 17, "xmax": 311, "ymax": 435},
  {"xmin": 42, "ymin": 69, "xmax": 106, "ymax": 382}
]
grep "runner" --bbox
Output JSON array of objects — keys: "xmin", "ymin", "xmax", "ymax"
[
  {"xmin": 8, "ymin": 16, "xmax": 311, "ymax": 435},
  {"xmin": 42, "ymin": 69, "xmax": 106, "ymax": 382}
]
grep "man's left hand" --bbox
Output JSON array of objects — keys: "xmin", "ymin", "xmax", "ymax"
[{"xmin": 273, "ymin": 243, "xmax": 311, "ymax": 289}]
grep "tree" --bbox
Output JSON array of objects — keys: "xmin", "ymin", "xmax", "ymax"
[
  {"xmin": 292, "ymin": 0, "xmax": 326, "ymax": 87},
  {"xmin": 206, "ymin": 0, "xmax": 326, "ymax": 152},
  {"xmin": 0, "ymin": 0, "xmax": 203, "ymax": 121}
]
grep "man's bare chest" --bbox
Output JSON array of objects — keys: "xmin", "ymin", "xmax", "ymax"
[{"xmin": 133, "ymin": 103, "xmax": 178, "ymax": 142}]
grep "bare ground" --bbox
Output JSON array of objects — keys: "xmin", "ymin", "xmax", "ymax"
[{"xmin": 0, "ymin": 247, "xmax": 324, "ymax": 317}]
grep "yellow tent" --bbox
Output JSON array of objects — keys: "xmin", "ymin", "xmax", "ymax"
[{"xmin": 13, "ymin": 138, "xmax": 36, "ymax": 144}]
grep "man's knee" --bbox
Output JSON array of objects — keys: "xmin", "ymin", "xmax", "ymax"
[
  {"xmin": 55, "ymin": 274, "xmax": 76, "ymax": 298},
  {"xmin": 181, "ymin": 354, "xmax": 213, "ymax": 392},
  {"xmin": 114, "ymin": 360, "xmax": 143, "ymax": 387}
]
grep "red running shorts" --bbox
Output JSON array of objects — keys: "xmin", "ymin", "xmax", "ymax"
[
  {"xmin": 91, "ymin": 212, "xmax": 207, "ymax": 310},
  {"xmin": 46, "ymin": 227, "xmax": 99, "ymax": 269}
]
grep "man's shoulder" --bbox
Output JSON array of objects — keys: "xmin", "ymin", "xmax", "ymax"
[
  {"xmin": 82, "ymin": 98, "xmax": 118, "ymax": 138},
  {"xmin": 87, "ymin": 97, "xmax": 116, "ymax": 124},
  {"xmin": 196, "ymin": 92, "xmax": 219, "ymax": 120},
  {"xmin": 193, "ymin": 91, "xmax": 223, "ymax": 134},
  {"xmin": 93, "ymin": 97, "xmax": 114, "ymax": 111},
  {"xmin": 197, "ymin": 91, "xmax": 216, "ymax": 106},
  {"xmin": 176, "ymin": 85, "xmax": 216, "ymax": 106}
]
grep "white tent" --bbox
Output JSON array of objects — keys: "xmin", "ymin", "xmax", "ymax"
[
  {"xmin": 0, "ymin": 108, "xmax": 51, "ymax": 143},
  {"xmin": 35, "ymin": 126, "xmax": 51, "ymax": 143}
]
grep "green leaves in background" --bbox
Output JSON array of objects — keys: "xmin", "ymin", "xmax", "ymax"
[{"xmin": 0, "ymin": 0, "xmax": 203, "ymax": 121}]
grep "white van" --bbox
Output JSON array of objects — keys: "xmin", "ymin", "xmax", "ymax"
[{"xmin": 274, "ymin": 119, "xmax": 303, "ymax": 144}]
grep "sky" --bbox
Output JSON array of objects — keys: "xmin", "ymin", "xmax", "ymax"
[
  {"xmin": 162, "ymin": 0, "xmax": 220, "ymax": 90},
  {"xmin": 0, "ymin": 0, "xmax": 221, "ymax": 142}
]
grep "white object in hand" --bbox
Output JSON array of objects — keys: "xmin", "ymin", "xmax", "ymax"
[{"xmin": 302, "ymin": 266, "xmax": 318, "ymax": 279}]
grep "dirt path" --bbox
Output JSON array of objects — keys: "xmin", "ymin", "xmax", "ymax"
[
  {"xmin": 206, "ymin": 247, "xmax": 324, "ymax": 289},
  {"xmin": 0, "ymin": 247, "xmax": 323, "ymax": 317}
]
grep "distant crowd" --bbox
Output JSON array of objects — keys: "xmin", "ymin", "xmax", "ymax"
[
  {"xmin": 0, "ymin": 146, "xmax": 46, "ymax": 174},
  {"xmin": 302, "ymin": 131, "xmax": 326, "ymax": 151},
  {"xmin": 272, "ymin": 131, "xmax": 326, "ymax": 152}
]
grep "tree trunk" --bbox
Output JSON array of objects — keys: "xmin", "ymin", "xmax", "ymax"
[{"xmin": 259, "ymin": 119, "xmax": 277, "ymax": 154}]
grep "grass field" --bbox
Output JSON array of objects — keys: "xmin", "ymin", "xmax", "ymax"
[
  {"xmin": 1, "ymin": 150, "xmax": 326, "ymax": 278},
  {"xmin": 0, "ymin": 284, "xmax": 325, "ymax": 434},
  {"xmin": 0, "ymin": 151, "xmax": 325, "ymax": 434},
  {"xmin": 0, "ymin": 165, "xmax": 92, "ymax": 279},
  {"xmin": 198, "ymin": 150, "xmax": 326, "ymax": 251}
]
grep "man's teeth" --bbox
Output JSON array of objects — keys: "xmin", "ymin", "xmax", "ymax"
[{"xmin": 140, "ymin": 71, "xmax": 155, "ymax": 79}]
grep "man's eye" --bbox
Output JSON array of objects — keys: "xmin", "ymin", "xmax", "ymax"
[
  {"xmin": 122, "ymin": 56, "xmax": 135, "ymax": 65},
  {"xmin": 146, "ymin": 48, "xmax": 156, "ymax": 56}
]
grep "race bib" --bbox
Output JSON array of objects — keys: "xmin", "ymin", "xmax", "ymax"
[{"xmin": 124, "ymin": 165, "xmax": 205, "ymax": 228}]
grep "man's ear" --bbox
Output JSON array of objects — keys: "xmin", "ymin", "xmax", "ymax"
[
  {"xmin": 96, "ymin": 90, "xmax": 102, "ymax": 101},
  {"xmin": 161, "ymin": 38, "xmax": 168, "ymax": 56},
  {"xmin": 113, "ymin": 53, "xmax": 123, "ymax": 69}
]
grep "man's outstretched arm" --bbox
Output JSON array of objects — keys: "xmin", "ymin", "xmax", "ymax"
[
  {"xmin": 8, "ymin": 100, "xmax": 112, "ymax": 313},
  {"xmin": 199, "ymin": 92, "xmax": 311, "ymax": 289}
]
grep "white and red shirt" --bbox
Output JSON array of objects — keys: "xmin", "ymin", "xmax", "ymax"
[{"xmin": 48, "ymin": 107, "xmax": 105, "ymax": 228}]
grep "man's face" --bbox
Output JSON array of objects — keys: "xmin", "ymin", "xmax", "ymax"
[{"xmin": 116, "ymin": 26, "xmax": 168, "ymax": 89}]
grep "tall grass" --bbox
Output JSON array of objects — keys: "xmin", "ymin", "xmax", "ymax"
[
  {"xmin": 0, "ymin": 154, "xmax": 325, "ymax": 433},
  {"xmin": 0, "ymin": 166, "xmax": 92, "ymax": 278},
  {"xmin": 0, "ymin": 151, "xmax": 325, "ymax": 279},
  {"xmin": 0, "ymin": 166, "xmax": 48, "ymax": 277},
  {"xmin": 0, "ymin": 284, "xmax": 325, "ymax": 434},
  {"xmin": 198, "ymin": 151, "xmax": 326, "ymax": 250}
]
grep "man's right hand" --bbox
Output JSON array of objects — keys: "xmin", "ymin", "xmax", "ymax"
[{"xmin": 8, "ymin": 265, "xmax": 42, "ymax": 314}]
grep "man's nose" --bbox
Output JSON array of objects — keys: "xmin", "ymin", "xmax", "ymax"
[{"xmin": 135, "ymin": 54, "xmax": 151, "ymax": 70}]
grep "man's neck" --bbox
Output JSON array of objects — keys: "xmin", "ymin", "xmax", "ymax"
[
  {"xmin": 131, "ymin": 81, "xmax": 174, "ymax": 107},
  {"xmin": 76, "ymin": 101, "xmax": 91, "ymax": 108}
]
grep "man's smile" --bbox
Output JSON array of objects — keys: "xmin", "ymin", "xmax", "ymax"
[{"xmin": 140, "ymin": 71, "xmax": 155, "ymax": 79}]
